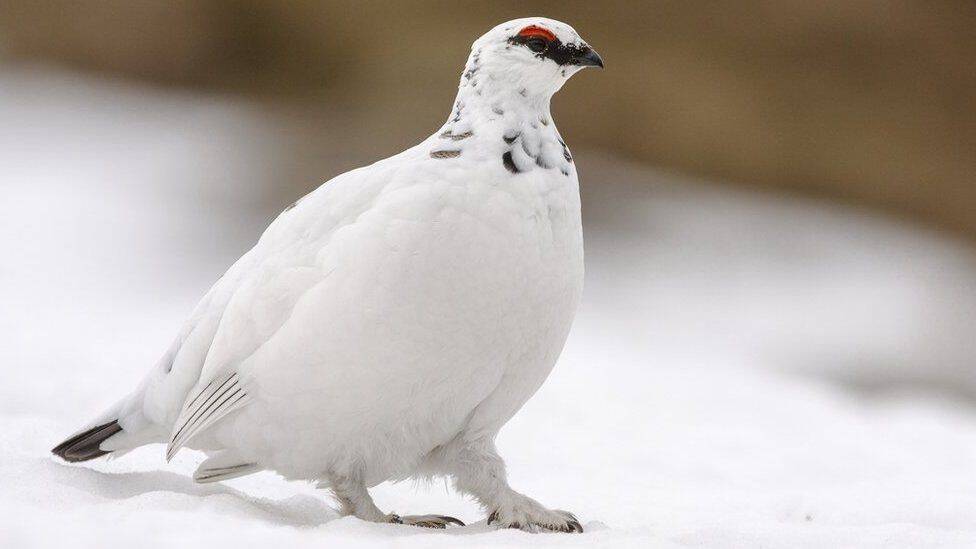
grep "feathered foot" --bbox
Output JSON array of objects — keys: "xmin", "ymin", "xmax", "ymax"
[
  {"xmin": 391, "ymin": 514, "xmax": 466, "ymax": 529},
  {"xmin": 488, "ymin": 505, "xmax": 583, "ymax": 533},
  {"xmin": 329, "ymin": 475, "xmax": 464, "ymax": 529}
]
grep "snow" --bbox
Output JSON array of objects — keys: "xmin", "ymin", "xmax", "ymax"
[{"xmin": 3, "ymin": 67, "xmax": 976, "ymax": 548}]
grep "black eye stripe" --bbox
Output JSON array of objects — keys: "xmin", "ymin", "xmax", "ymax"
[
  {"xmin": 526, "ymin": 37, "xmax": 547, "ymax": 52},
  {"xmin": 507, "ymin": 34, "xmax": 591, "ymax": 67}
]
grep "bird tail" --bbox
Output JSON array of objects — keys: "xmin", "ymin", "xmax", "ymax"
[
  {"xmin": 51, "ymin": 394, "xmax": 160, "ymax": 463},
  {"xmin": 51, "ymin": 419, "xmax": 123, "ymax": 462}
]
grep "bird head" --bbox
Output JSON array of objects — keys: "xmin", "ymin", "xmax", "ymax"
[{"xmin": 460, "ymin": 18, "xmax": 603, "ymax": 104}]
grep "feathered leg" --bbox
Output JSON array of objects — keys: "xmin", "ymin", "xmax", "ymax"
[
  {"xmin": 445, "ymin": 436, "xmax": 582, "ymax": 533},
  {"xmin": 327, "ymin": 474, "xmax": 464, "ymax": 529}
]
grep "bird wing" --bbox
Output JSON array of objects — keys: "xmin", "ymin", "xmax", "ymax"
[
  {"xmin": 162, "ymin": 161, "xmax": 402, "ymax": 459},
  {"xmin": 166, "ymin": 370, "xmax": 250, "ymax": 460}
]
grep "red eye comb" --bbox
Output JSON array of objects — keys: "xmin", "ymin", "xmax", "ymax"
[{"xmin": 517, "ymin": 25, "xmax": 556, "ymax": 42}]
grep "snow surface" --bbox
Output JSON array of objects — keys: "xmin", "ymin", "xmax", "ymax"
[{"xmin": 3, "ymin": 67, "xmax": 976, "ymax": 548}]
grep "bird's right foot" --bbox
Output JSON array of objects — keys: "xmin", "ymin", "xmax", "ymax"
[{"xmin": 487, "ymin": 498, "xmax": 583, "ymax": 533}]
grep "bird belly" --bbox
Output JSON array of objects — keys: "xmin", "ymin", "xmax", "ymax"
[{"xmin": 212, "ymin": 177, "xmax": 583, "ymax": 484}]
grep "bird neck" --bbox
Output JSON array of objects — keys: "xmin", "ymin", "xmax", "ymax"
[
  {"xmin": 444, "ymin": 56, "xmax": 556, "ymax": 131},
  {"xmin": 435, "ymin": 57, "xmax": 574, "ymax": 178},
  {"xmin": 447, "ymin": 86, "xmax": 552, "ymax": 126}
]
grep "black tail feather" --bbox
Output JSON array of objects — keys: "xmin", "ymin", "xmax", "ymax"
[{"xmin": 51, "ymin": 420, "xmax": 122, "ymax": 463}]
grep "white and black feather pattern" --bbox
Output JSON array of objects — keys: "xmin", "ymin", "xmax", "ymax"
[
  {"xmin": 193, "ymin": 462, "xmax": 260, "ymax": 483},
  {"xmin": 166, "ymin": 371, "xmax": 250, "ymax": 460},
  {"xmin": 193, "ymin": 450, "xmax": 260, "ymax": 483}
]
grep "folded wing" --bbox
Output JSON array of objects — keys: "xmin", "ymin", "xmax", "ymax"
[{"xmin": 166, "ymin": 371, "xmax": 251, "ymax": 460}]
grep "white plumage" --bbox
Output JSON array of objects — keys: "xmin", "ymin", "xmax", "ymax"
[{"xmin": 53, "ymin": 17, "xmax": 602, "ymax": 533}]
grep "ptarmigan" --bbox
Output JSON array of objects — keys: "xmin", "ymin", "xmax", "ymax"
[{"xmin": 53, "ymin": 17, "xmax": 602, "ymax": 533}]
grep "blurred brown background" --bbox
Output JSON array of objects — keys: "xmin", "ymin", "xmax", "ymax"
[{"xmin": 2, "ymin": 0, "xmax": 974, "ymax": 240}]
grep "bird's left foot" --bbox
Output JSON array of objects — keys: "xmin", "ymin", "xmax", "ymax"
[{"xmin": 391, "ymin": 514, "xmax": 466, "ymax": 529}]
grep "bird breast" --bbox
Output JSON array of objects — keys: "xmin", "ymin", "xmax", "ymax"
[{"xmin": 213, "ymin": 156, "xmax": 583, "ymax": 477}]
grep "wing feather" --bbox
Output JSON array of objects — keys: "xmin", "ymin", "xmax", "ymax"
[
  {"xmin": 193, "ymin": 450, "xmax": 259, "ymax": 483},
  {"xmin": 166, "ymin": 371, "xmax": 251, "ymax": 460}
]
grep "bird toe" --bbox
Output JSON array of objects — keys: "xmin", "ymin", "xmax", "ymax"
[{"xmin": 399, "ymin": 514, "xmax": 466, "ymax": 529}]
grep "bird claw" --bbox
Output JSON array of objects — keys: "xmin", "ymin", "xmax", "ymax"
[
  {"xmin": 487, "ymin": 508, "xmax": 583, "ymax": 533},
  {"xmin": 398, "ymin": 514, "xmax": 466, "ymax": 529},
  {"xmin": 553, "ymin": 510, "xmax": 584, "ymax": 533}
]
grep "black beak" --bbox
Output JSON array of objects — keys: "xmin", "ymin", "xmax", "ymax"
[{"xmin": 575, "ymin": 47, "xmax": 604, "ymax": 69}]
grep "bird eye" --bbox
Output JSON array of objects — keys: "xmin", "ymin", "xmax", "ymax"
[{"xmin": 526, "ymin": 37, "xmax": 548, "ymax": 53}]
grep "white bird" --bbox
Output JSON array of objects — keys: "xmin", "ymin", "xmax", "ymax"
[{"xmin": 53, "ymin": 17, "xmax": 602, "ymax": 533}]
